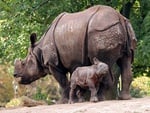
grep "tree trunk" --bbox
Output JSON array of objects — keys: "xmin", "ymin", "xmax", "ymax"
[{"xmin": 120, "ymin": 0, "xmax": 136, "ymax": 19}]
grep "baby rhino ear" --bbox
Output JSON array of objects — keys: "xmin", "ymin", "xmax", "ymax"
[
  {"xmin": 93, "ymin": 57, "xmax": 100, "ymax": 65},
  {"xmin": 30, "ymin": 33, "xmax": 37, "ymax": 47}
]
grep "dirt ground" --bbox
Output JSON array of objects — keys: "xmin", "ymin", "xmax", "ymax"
[{"xmin": 0, "ymin": 97, "xmax": 150, "ymax": 113}]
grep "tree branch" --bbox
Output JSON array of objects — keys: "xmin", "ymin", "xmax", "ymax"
[{"xmin": 33, "ymin": 0, "xmax": 50, "ymax": 10}]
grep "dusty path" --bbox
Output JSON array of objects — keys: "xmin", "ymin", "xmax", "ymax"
[{"xmin": 1, "ymin": 97, "xmax": 150, "ymax": 113}]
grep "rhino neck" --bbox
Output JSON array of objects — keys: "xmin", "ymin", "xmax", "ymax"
[{"xmin": 33, "ymin": 43, "xmax": 50, "ymax": 75}]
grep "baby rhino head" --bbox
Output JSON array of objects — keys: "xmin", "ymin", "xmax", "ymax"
[{"xmin": 93, "ymin": 57, "xmax": 109, "ymax": 76}]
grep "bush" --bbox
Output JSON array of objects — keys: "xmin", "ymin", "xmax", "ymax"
[
  {"xmin": 0, "ymin": 65, "xmax": 14, "ymax": 105},
  {"xmin": 31, "ymin": 76, "xmax": 60, "ymax": 105},
  {"xmin": 5, "ymin": 96, "xmax": 47, "ymax": 108},
  {"xmin": 0, "ymin": 64, "xmax": 60, "ymax": 106},
  {"xmin": 5, "ymin": 98, "xmax": 23, "ymax": 108},
  {"xmin": 131, "ymin": 76, "xmax": 150, "ymax": 98}
]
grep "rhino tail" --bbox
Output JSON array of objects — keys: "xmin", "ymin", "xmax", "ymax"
[{"xmin": 125, "ymin": 20, "xmax": 137, "ymax": 63}]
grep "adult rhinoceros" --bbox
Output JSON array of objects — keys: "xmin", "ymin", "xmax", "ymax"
[{"xmin": 14, "ymin": 5, "xmax": 136, "ymax": 103}]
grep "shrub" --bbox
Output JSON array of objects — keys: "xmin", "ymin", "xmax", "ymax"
[
  {"xmin": 0, "ymin": 65, "xmax": 14, "ymax": 105},
  {"xmin": 131, "ymin": 76, "xmax": 150, "ymax": 98},
  {"xmin": 31, "ymin": 76, "xmax": 60, "ymax": 105},
  {"xmin": 5, "ymin": 98, "xmax": 23, "ymax": 108}
]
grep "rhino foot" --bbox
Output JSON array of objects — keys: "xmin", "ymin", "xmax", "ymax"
[
  {"xmin": 90, "ymin": 96, "xmax": 98, "ymax": 102},
  {"xmin": 78, "ymin": 98, "xmax": 85, "ymax": 103},
  {"xmin": 98, "ymin": 95, "xmax": 105, "ymax": 101},
  {"xmin": 118, "ymin": 91, "xmax": 131, "ymax": 100},
  {"xmin": 68, "ymin": 99, "xmax": 75, "ymax": 104},
  {"xmin": 57, "ymin": 98, "xmax": 69, "ymax": 104}
]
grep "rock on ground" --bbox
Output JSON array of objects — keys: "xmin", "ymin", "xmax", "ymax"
[{"xmin": 0, "ymin": 97, "xmax": 150, "ymax": 113}]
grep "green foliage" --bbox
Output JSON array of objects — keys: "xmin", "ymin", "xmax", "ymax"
[
  {"xmin": 0, "ymin": 0, "xmax": 46, "ymax": 63},
  {"xmin": 133, "ymin": 11, "xmax": 150, "ymax": 77},
  {"xmin": 131, "ymin": 76, "xmax": 150, "ymax": 98},
  {"xmin": 31, "ymin": 76, "xmax": 60, "ymax": 104},
  {"xmin": 129, "ymin": 0, "xmax": 142, "ymax": 39},
  {"xmin": 33, "ymin": 87, "xmax": 47, "ymax": 101}
]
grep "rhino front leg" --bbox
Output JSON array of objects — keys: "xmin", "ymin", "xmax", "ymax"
[
  {"xmin": 117, "ymin": 55, "xmax": 132, "ymax": 100},
  {"xmin": 50, "ymin": 66, "xmax": 69, "ymax": 104},
  {"xmin": 88, "ymin": 80, "xmax": 98, "ymax": 102}
]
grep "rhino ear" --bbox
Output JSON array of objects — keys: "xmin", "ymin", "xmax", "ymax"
[
  {"xmin": 30, "ymin": 33, "xmax": 37, "ymax": 47},
  {"xmin": 93, "ymin": 57, "xmax": 99, "ymax": 65}
]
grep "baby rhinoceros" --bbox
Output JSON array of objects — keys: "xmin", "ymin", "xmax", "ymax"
[{"xmin": 69, "ymin": 58, "xmax": 109, "ymax": 104}]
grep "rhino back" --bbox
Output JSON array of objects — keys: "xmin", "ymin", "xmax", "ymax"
[{"xmin": 54, "ymin": 6, "xmax": 99, "ymax": 70}]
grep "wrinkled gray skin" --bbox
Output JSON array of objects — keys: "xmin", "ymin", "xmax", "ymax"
[
  {"xmin": 69, "ymin": 58, "xmax": 109, "ymax": 104},
  {"xmin": 14, "ymin": 5, "xmax": 137, "ymax": 103}
]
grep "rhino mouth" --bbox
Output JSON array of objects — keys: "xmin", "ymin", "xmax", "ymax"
[
  {"xmin": 14, "ymin": 74, "xmax": 33, "ymax": 84},
  {"xmin": 20, "ymin": 79, "xmax": 33, "ymax": 84},
  {"xmin": 14, "ymin": 76, "xmax": 27, "ymax": 84},
  {"xmin": 14, "ymin": 77, "xmax": 21, "ymax": 83},
  {"xmin": 19, "ymin": 77, "xmax": 34, "ymax": 84}
]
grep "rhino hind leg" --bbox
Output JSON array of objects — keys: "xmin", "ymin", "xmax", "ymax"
[
  {"xmin": 76, "ymin": 87, "xmax": 86, "ymax": 103},
  {"xmin": 68, "ymin": 83, "xmax": 77, "ymax": 104},
  {"xmin": 117, "ymin": 55, "xmax": 132, "ymax": 100}
]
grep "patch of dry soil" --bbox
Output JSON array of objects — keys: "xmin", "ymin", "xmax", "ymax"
[{"xmin": 0, "ymin": 97, "xmax": 150, "ymax": 113}]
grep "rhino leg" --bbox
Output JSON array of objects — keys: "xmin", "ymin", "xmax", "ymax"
[
  {"xmin": 88, "ymin": 80, "xmax": 98, "ymax": 102},
  {"xmin": 89, "ymin": 87, "xmax": 98, "ymax": 102},
  {"xmin": 50, "ymin": 66, "xmax": 69, "ymax": 104},
  {"xmin": 76, "ymin": 87, "xmax": 85, "ymax": 103},
  {"xmin": 117, "ymin": 55, "xmax": 132, "ymax": 100},
  {"xmin": 68, "ymin": 81, "xmax": 77, "ymax": 104}
]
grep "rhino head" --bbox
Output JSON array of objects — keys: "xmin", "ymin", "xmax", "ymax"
[
  {"xmin": 14, "ymin": 33, "xmax": 47, "ymax": 84},
  {"xmin": 93, "ymin": 57, "xmax": 109, "ymax": 76}
]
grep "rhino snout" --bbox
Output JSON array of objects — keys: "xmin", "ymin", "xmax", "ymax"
[{"xmin": 13, "ymin": 72, "xmax": 22, "ymax": 78}]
